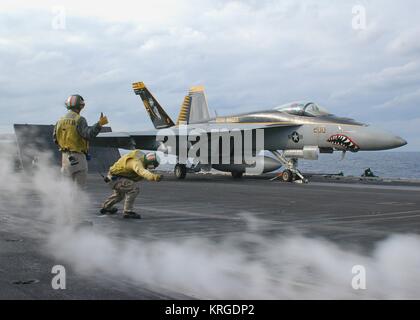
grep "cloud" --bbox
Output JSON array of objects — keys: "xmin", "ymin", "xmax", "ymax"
[
  {"xmin": 387, "ymin": 28, "xmax": 420, "ymax": 56},
  {"xmin": 331, "ymin": 60, "xmax": 420, "ymax": 108},
  {"xmin": 376, "ymin": 88, "xmax": 420, "ymax": 111},
  {"xmin": 0, "ymin": 1, "xmax": 419, "ymax": 149}
]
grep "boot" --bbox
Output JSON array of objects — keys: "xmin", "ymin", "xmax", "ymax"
[
  {"xmin": 99, "ymin": 207, "xmax": 118, "ymax": 215},
  {"xmin": 123, "ymin": 211, "xmax": 141, "ymax": 219}
]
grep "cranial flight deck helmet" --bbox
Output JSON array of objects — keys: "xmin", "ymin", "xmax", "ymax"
[
  {"xmin": 144, "ymin": 152, "xmax": 160, "ymax": 169},
  {"xmin": 65, "ymin": 94, "xmax": 85, "ymax": 111}
]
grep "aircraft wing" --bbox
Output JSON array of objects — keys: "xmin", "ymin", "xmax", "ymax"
[
  {"xmin": 91, "ymin": 130, "xmax": 160, "ymax": 150},
  {"xmin": 91, "ymin": 123, "xmax": 301, "ymax": 150},
  {"xmin": 189, "ymin": 122, "xmax": 300, "ymax": 131}
]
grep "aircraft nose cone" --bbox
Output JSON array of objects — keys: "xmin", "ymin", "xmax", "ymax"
[
  {"xmin": 350, "ymin": 127, "xmax": 408, "ymax": 151},
  {"xmin": 393, "ymin": 136, "xmax": 407, "ymax": 148}
]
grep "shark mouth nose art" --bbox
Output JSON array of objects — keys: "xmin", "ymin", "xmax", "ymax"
[{"xmin": 327, "ymin": 134, "xmax": 360, "ymax": 151}]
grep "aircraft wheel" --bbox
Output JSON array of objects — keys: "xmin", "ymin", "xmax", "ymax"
[
  {"xmin": 174, "ymin": 164, "xmax": 187, "ymax": 179},
  {"xmin": 231, "ymin": 171, "xmax": 244, "ymax": 179},
  {"xmin": 282, "ymin": 170, "xmax": 293, "ymax": 182}
]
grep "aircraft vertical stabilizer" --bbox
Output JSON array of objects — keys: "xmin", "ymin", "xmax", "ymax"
[
  {"xmin": 132, "ymin": 82, "xmax": 175, "ymax": 129},
  {"xmin": 189, "ymin": 85, "xmax": 210, "ymax": 123},
  {"xmin": 176, "ymin": 85, "xmax": 211, "ymax": 125}
]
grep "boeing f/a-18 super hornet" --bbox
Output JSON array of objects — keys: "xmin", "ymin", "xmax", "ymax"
[{"xmin": 92, "ymin": 82, "xmax": 407, "ymax": 183}]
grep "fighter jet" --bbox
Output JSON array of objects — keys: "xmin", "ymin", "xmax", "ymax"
[{"xmin": 92, "ymin": 82, "xmax": 407, "ymax": 182}]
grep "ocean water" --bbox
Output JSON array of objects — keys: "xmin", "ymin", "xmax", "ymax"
[
  {"xmin": 158, "ymin": 152, "xmax": 420, "ymax": 180},
  {"xmin": 297, "ymin": 151, "xmax": 420, "ymax": 180}
]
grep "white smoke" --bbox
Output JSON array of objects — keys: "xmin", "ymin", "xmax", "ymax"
[{"xmin": 1, "ymin": 146, "xmax": 420, "ymax": 299}]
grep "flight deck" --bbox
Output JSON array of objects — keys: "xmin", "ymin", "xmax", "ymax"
[{"xmin": 1, "ymin": 174, "xmax": 420, "ymax": 299}]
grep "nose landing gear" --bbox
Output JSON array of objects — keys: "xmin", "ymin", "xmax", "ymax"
[
  {"xmin": 270, "ymin": 151, "xmax": 308, "ymax": 183},
  {"xmin": 281, "ymin": 169, "xmax": 293, "ymax": 182}
]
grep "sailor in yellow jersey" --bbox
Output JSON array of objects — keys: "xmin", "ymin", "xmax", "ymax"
[
  {"xmin": 101, "ymin": 150, "xmax": 162, "ymax": 219},
  {"xmin": 54, "ymin": 94, "xmax": 109, "ymax": 187}
]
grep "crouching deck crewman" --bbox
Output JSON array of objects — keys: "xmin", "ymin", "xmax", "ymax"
[
  {"xmin": 54, "ymin": 94, "xmax": 109, "ymax": 187},
  {"xmin": 101, "ymin": 150, "xmax": 162, "ymax": 219}
]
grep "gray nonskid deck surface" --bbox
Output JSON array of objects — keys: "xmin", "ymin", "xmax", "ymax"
[{"xmin": 1, "ymin": 174, "xmax": 420, "ymax": 299}]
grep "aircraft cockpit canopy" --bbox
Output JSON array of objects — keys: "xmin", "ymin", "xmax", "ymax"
[{"xmin": 274, "ymin": 102, "xmax": 331, "ymax": 117}]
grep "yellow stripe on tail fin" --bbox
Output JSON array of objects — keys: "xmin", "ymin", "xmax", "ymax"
[{"xmin": 177, "ymin": 95, "xmax": 191, "ymax": 125}]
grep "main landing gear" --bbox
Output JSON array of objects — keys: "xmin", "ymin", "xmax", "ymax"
[
  {"xmin": 174, "ymin": 161, "xmax": 203, "ymax": 180},
  {"xmin": 231, "ymin": 171, "xmax": 244, "ymax": 179},
  {"xmin": 174, "ymin": 163, "xmax": 187, "ymax": 179},
  {"xmin": 270, "ymin": 151, "xmax": 308, "ymax": 183}
]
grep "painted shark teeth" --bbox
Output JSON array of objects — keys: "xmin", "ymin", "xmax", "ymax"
[{"xmin": 327, "ymin": 134, "xmax": 360, "ymax": 151}]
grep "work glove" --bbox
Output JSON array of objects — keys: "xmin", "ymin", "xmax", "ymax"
[
  {"xmin": 99, "ymin": 112, "xmax": 109, "ymax": 126},
  {"xmin": 155, "ymin": 174, "xmax": 163, "ymax": 182}
]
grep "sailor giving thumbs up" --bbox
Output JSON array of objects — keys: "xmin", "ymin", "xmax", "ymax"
[{"xmin": 99, "ymin": 112, "xmax": 109, "ymax": 126}]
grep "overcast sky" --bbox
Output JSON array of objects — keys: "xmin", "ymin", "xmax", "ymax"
[{"xmin": 0, "ymin": 0, "xmax": 419, "ymax": 150}]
